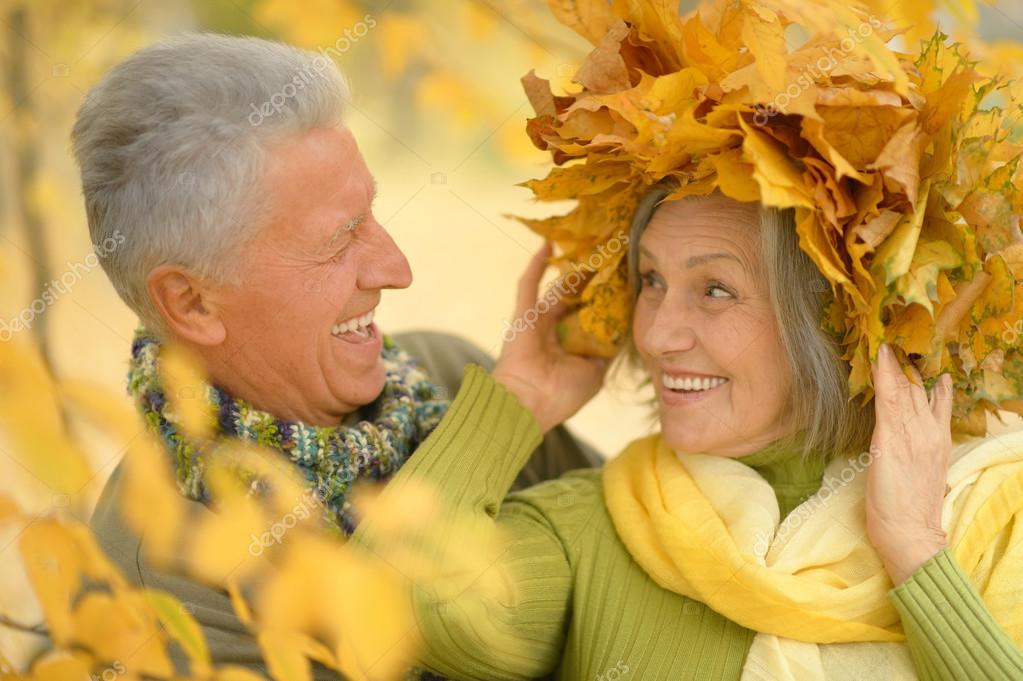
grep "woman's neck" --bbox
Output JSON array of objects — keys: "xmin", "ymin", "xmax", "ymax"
[{"xmin": 734, "ymin": 432, "xmax": 828, "ymax": 518}]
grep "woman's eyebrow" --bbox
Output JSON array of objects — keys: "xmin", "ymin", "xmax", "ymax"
[
  {"xmin": 685, "ymin": 252, "xmax": 742, "ymax": 268},
  {"xmin": 640, "ymin": 245, "xmax": 742, "ymax": 268}
]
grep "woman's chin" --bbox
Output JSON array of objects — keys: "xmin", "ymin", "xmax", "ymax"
[{"xmin": 659, "ymin": 423, "xmax": 728, "ymax": 456}]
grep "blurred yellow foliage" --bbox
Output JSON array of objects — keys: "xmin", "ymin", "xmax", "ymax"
[{"xmin": 0, "ymin": 330, "xmax": 516, "ymax": 680}]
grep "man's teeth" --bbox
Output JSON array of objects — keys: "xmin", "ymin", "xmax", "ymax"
[
  {"xmin": 331, "ymin": 310, "xmax": 374, "ymax": 336},
  {"xmin": 661, "ymin": 374, "xmax": 728, "ymax": 391}
]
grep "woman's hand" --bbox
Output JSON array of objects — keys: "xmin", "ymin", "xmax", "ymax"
[
  {"xmin": 492, "ymin": 243, "xmax": 608, "ymax": 433},
  {"xmin": 865, "ymin": 342, "xmax": 954, "ymax": 585}
]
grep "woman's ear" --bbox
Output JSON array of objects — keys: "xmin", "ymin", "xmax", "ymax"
[{"xmin": 146, "ymin": 265, "xmax": 227, "ymax": 347}]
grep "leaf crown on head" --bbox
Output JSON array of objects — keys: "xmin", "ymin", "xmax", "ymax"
[{"xmin": 515, "ymin": 0, "xmax": 1023, "ymax": 435}]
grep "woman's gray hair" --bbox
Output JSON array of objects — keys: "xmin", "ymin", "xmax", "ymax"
[
  {"xmin": 72, "ymin": 33, "xmax": 351, "ymax": 332},
  {"xmin": 625, "ymin": 182, "xmax": 875, "ymax": 460}
]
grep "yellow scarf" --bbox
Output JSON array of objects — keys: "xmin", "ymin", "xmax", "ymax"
[{"xmin": 603, "ymin": 430, "xmax": 1023, "ymax": 680}]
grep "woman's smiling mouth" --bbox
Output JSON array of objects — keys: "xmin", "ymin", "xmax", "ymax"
[{"xmin": 660, "ymin": 372, "xmax": 729, "ymax": 403}]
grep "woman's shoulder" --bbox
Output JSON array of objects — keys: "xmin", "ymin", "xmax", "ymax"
[{"xmin": 950, "ymin": 428, "xmax": 1023, "ymax": 471}]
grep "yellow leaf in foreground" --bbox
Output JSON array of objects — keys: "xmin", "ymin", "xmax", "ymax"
[
  {"xmin": 258, "ymin": 630, "xmax": 314, "ymax": 681},
  {"xmin": 160, "ymin": 343, "xmax": 215, "ymax": 441},
  {"xmin": 19, "ymin": 520, "xmax": 126, "ymax": 644},
  {"xmin": 0, "ymin": 341, "xmax": 92, "ymax": 496},
  {"xmin": 18, "ymin": 651, "xmax": 92, "ymax": 681},
  {"xmin": 119, "ymin": 438, "xmax": 187, "ymax": 561},
  {"xmin": 215, "ymin": 667, "xmax": 271, "ymax": 681},
  {"xmin": 145, "ymin": 589, "xmax": 212, "ymax": 675},
  {"xmin": 68, "ymin": 591, "xmax": 174, "ymax": 678}
]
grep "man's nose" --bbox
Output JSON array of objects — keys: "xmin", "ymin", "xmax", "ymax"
[{"xmin": 359, "ymin": 221, "xmax": 412, "ymax": 291}]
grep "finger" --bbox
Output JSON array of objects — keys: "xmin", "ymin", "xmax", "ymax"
[
  {"xmin": 873, "ymin": 343, "xmax": 923, "ymax": 429},
  {"xmin": 906, "ymin": 363, "xmax": 929, "ymax": 414},
  {"xmin": 513, "ymin": 242, "xmax": 553, "ymax": 322},
  {"xmin": 870, "ymin": 345, "xmax": 884, "ymax": 424},
  {"xmin": 872, "ymin": 343, "xmax": 899, "ymax": 422},
  {"xmin": 930, "ymin": 373, "xmax": 954, "ymax": 427}
]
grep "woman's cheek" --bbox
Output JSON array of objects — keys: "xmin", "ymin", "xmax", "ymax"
[{"xmin": 631, "ymin": 302, "xmax": 653, "ymax": 351}]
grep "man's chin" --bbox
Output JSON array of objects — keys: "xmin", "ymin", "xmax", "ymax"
[{"xmin": 339, "ymin": 362, "xmax": 388, "ymax": 410}]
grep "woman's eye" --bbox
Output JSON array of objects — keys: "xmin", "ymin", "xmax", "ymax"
[
  {"xmin": 640, "ymin": 271, "xmax": 662, "ymax": 290},
  {"xmin": 707, "ymin": 282, "xmax": 733, "ymax": 299}
]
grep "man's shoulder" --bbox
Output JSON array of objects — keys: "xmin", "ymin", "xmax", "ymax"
[
  {"xmin": 391, "ymin": 330, "xmax": 495, "ymax": 399},
  {"xmin": 90, "ymin": 463, "xmax": 144, "ymax": 579}
]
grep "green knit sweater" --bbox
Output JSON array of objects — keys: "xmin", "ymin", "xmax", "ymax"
[{"xmin": 353, "ymin": 367, "xmax": 1023, "ymax": 680}]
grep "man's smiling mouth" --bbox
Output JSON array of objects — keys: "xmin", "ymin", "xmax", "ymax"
[{"xmin": 331, "ymin": 308, "xmax": 375, "ymax": 341}]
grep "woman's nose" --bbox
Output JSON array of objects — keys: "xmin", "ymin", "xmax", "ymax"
[
  {"xmin": 644, "ymin": 297, "xmax": 698, "ymax": 356},
  {"xmin": 359, "ymin": 221, "xmax": 413, "ymax": 291}
]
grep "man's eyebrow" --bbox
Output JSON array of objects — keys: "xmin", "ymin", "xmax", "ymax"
[{"xmin": 325, "ymin": 177, "xmax": 378, "ymax": 248}]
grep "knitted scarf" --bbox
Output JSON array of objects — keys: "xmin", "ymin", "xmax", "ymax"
[{"xmin": 127, "ymin": 327, "xmax": 449, "ymax": 535}]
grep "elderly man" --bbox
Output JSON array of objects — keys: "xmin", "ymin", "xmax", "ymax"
[{"xmin": 78, "ymin": 33, "xmax": 599, "ymax": 674}]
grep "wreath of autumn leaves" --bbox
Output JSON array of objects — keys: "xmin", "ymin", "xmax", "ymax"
[{"xmin": 515, "ymin": 0, "xmax": 1023, "ymax": 435}]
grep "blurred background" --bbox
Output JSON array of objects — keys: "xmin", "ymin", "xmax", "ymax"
[{"xmin": 2, "ymin": 5, "xmax": 1023, "ymax": 659}]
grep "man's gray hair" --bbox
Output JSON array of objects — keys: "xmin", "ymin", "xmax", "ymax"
[{"xmin": 72, "ymin": 33, "xmax": 351, "ymax": 331}]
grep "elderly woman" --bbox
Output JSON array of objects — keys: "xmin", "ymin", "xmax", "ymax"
[
  {"xmin": 77, "ymin": 34, "xmax": 597, "ymax": 673},
  {"xmin": 353, "ymin": 188, "xmax": 1023, "ymax": 680}
]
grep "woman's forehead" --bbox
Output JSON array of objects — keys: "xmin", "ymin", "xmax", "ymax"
[{"xmin": 643, "ymin": 199, "xmax": 760, "ymax": 257}]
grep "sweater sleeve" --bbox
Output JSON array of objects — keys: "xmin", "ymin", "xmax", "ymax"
[
  {"xmin": 350, "ymin": 365, "xmax": 574, "ymax": 681},
  {"xmin": 889, "ymin": 548, "xmax": 1023, "ymax": 680}
]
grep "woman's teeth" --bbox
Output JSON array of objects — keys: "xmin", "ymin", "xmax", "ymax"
[
  {"xmin": 661, "ymin": 374, "xmax": 728, "ymax": 392},
  {"xmin": 331, "ymin": 310, "xmax": 374, "ymax": 337}
]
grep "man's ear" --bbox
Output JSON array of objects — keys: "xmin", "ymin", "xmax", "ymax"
[{"xmin": 146, "ymin": 265, "xmax": 227, "ymax": 346}]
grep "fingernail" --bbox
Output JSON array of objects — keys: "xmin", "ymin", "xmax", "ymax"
[{"xmin": 879, "ymin": 343, "xmax": 890, "ymax": 358}]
